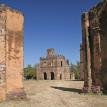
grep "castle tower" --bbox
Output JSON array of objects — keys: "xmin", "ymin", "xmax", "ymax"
[
  {"xmin": 0, "ymin": 4, "xmax": 25, "ymax": 101},
  {"xmin": 47, "ymin": 48, "xmax": 55, "ymax": 57}
]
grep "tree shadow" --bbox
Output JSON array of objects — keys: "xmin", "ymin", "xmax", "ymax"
[{"xmin": 51, "ymin": 86, "xmax": 81, "ymax": 94}]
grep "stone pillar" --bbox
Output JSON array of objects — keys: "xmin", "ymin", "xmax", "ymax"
[
  {"xmin": 91, "ymin": 28, "xmax": 102, "ymax": 93},
  {"xmin": 88, "ymin": 7, "xmax": 103, "ymax": 93},
  {"xmin": 82, "ymin": 13, "xmax": 92, "ymax": 93},
  {"xmin": 0, "ymin": 4, "xmax": 26, "ymax": 101}
]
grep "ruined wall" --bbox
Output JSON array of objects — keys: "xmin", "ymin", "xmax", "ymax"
[
  {"xmin": 81, "ymin": 0, "xmax": 107, "ymax": 93},
  {"xmin": 80, "ymin": 44, "xmax": 84, "ymax": 80},
  {"xmin": 37, "ymin": 49, "xmax": 74, "ymax": 80},
  {"xmin": 5, "ymin": 9, "xmax": 25, "ymax": 99},
  {"xmin": 81, "ymin": 13, "xmax": 90, "ymax": 89},
  {"xmin": 0, "ymin": 9, "xmax": 7, "ymax": 101},
  {"xmin": 99, "ymin": 5, "xmax": 107, "ymax": 90},
  {"xmin": 0, "ymin": 4, "xmax": 25, "ymax": 101}
]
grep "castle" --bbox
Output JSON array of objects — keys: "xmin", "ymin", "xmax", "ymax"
[{"xmin": 37, "ymin": 48, "xmax": 75, "ymax": 80}]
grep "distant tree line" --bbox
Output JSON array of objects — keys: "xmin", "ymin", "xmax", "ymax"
[{"xmin": 24, "ymin": 64, "xmax": 38, "ymax": 80}]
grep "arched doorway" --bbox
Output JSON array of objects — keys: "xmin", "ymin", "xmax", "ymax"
[
  {"xmin": 44, "ymin": 72, "xmax": 47, "ymax": 80},
  {"xmin": 60, "ymin": 74, "xmax": 62, "ymax": 80},
  {"xmin": 51, "ymin": 72, "xmax": 54, "ymax": 80},
  {"xmin": 70, "ymin": 74, "xmax": 72, "ymax": 80}
]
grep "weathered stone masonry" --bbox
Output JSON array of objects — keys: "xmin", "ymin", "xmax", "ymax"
[
  {"xmin": 37, "ymin": 48, "xmax": 75, "ymax": 80},
  {"xmin": 81, "ymin": 0, "xmax": 107, "ymax": 93},
  {"xmin": 0, "ymin": 4, "xmax": 25, "ymax": 101},
  {"xmin": 80, "ymin": 44, "xmax": 84, "ymax": 80}
]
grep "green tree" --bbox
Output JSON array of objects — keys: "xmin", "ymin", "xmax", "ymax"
[
  {"xmin": 70, "ymin": 61, "xmax": 80, "ymax": 79},
  {"xmin": 24, "ymin": 64, "xmax": 37, "ymax": 80}
]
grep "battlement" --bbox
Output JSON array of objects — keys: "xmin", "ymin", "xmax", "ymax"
[
  {"xmin": 47, "ymin": 48, "xmax": 55, "ymax": 57},
  {"xmin": 40, "ymin": 49, "xmax": 66, "ymax": 60},
  {"xmin": 57, "ymin": 55, "xmax": 65, "ymax": 59}
]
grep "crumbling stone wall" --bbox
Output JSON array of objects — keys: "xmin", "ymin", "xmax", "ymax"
[
  {"xmin": 99, "ymin": 3, "xmax": 107, "ymax": 90},
  {"xmin": 37, "ymin": 48, "xmax": 75, "ymax": 80},
  {"xmin": 80, "ymin": 44, "xmax": 84, "ymax": 80},
  {"xmin": 81, "ymin": 0, "xmax": 107, "ymax": 93},
  {"xmin": 0, "ymin": 4, "xmax": 25, "ymax": 101},
  {"xmin": 0, "ymin": 7, "xmax": 7, "ymax": 100}
]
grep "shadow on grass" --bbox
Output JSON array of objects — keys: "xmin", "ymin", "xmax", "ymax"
[{"xmin": 51, "ymin": 86, "xmax": 81, "ymax": 93}]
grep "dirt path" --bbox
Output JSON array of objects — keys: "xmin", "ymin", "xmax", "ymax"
[{"xmin": 0, "ymin": 80, "xmax": 107, "ymax": 107}]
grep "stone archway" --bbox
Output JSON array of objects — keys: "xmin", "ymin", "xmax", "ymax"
[
  {"xmin": 51, "ymin": 72, "xmax": 54, "ymax": 80},
  {"xmin": 44, "ymin": 72, "xmax": 47, "ymax": 80}
]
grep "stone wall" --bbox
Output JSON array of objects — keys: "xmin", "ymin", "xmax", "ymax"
[
  {"xmin": 80, "ymin": 44, "xmax": 84, "ymax": 80},
  {"xmin": 81, "ymin": 0, "xmax": 107, "ymax": 93},
  {"xmin": 0, "ymin": 8, "xmax": 7, "ymax": 100},
  {"xmin": 0, "ymin": 4, "xmax": 25, "ymax": 101}
]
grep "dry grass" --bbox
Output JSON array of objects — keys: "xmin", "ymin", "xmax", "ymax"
[{"xmin": 0, "ymin": 80, "xmax": 107, "ymax": 107}]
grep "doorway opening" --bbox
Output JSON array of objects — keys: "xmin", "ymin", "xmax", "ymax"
[
  {"xmin": 44, "ymin": 72, "xmax": 47, "ymax": 80},
  {"xmin": 51, "ymin": 72, "xmax": 54, "ymax": 80},
  {"xmin": 70, "ymin": 74, "xmax": 72, "ymax": 79}
]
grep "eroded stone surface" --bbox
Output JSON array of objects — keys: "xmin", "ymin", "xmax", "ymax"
[
  {"xmin": 81, "ymin": 0, "xmax": 107, "ymax": 93},
  {"xmin": 0, "ymin": 4, "xmax": 25, "ymax": 101}
]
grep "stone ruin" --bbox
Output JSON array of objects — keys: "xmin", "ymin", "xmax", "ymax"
[
  {"xmin": 37, "ymin": 48, "xmax": 75, "ymax": 80},
  {"xmin": 0, "ymin": 4, "xmax": 26, "ymax": 101},
  {"xmin": 80, "ymin": 44, "xmax": 84, "ymax": 80},
  {"xmin": 80, "ymin": 0, "xmax": 107, "ymax": 93}
]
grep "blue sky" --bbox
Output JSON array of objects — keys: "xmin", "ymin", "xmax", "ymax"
[{"xmin": 0, "ymin": 0, "xmax": 100, "ymax": 66}]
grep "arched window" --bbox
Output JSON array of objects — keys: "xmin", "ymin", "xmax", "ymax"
[{"xmin": 61, "ymin": 61, "xmax": 63, "ymax": 67}]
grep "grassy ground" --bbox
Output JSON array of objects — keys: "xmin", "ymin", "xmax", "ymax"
[{"xmin": 0, "ymin": 80, "xmax": 107, "ymax": 107}]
